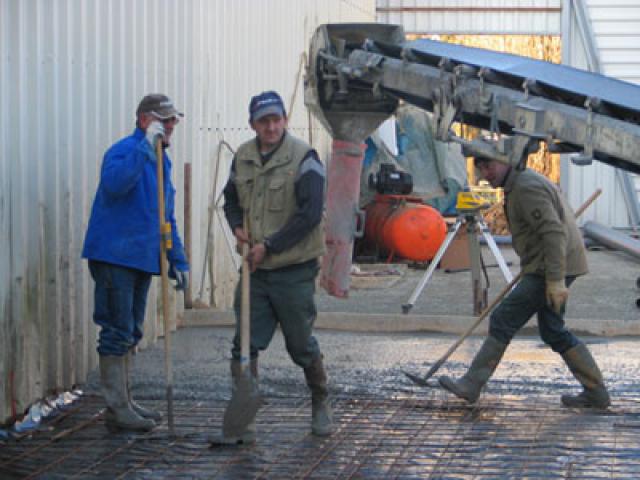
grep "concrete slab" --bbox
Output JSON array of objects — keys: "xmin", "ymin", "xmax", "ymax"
[
  {"xmin": 184, "ymin": 248, "xmax": 640, "ymax": 336},
  {"xmin": 4, "ymin": 248, "xmax": 636, "ymax": 478},
  {"xmin": 3, "ymin": 328, "xmax": 640, "ymax": 478}
]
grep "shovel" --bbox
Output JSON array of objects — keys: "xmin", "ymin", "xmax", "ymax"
[
  {"xmin": 155, "ymin": 139, "xmax": 175, "ymax": 434},
  {"xmin": 221, "ymin": 222, "xmax": 262, "ymax": 440}
]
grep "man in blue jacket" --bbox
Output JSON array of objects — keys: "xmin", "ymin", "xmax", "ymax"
[{"xmin": 82, "ymin": 94, "xmax": 189, "ymax": 432}]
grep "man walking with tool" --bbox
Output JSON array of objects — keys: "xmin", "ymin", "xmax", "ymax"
[
  {"xmin": 82, "ymin": 94, "xmax": 189, "ymax": 432},
  {"xmin": 218, "ymin": 90, "xmax": 333, "ymax": 444},
  {"xmin": 439, "ymin": 156, "xmax": 610, "ymax": 409}
]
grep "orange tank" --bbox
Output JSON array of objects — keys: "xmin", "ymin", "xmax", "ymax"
[{"xmin": 364, "ymin": 194, "xmax": 447, "ymax": 262}]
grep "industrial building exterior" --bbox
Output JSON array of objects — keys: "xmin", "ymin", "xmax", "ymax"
[{"xmin": 1, "ymin": 0, "xmax": 638, "ymax": 424}]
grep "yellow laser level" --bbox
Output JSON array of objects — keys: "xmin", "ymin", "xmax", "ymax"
[{"xmin": 455, "ymin": 191, "xmax": 491, "ymax": 213}]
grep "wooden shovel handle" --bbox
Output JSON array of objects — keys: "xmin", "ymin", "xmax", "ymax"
[
  {"xmin": 156, "ymin": 139, "xmax": 175, "ymax": 433},
  {"xmin": 240, "ymin": 217, "xmax": 251, "ymax": 372}
]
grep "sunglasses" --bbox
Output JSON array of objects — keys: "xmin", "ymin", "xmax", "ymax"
[
  {"xmin": 149, "ymin": 112, "xmax": 180, "ymax": 125},
  {"xmin": 159, "ymin": 116, "xmax": 179, "ymax": 125}
]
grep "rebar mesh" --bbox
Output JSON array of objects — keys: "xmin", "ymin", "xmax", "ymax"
[{"xmin": 2, "ymin": 392, "xmax": 640, "ymax": 479}]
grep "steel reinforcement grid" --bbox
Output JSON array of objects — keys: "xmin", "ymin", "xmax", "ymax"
[{"xmin": 2, "ymin": 392, "xmax": 640, "ymax": 479}]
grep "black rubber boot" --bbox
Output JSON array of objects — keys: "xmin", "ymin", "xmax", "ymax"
[
  {"xmin": 304, "ymin": 355, "xmax": 335, "ymax": 436},
  {"xmin": 561, "ymin": 343, "xmax": 610, "ymax": 409},
  {"xmin": 125, "ymin": 351, "xmax": 162, "ymax": 421},
  {"xmin": 100, "ymin": 355, "xmax": 156, "ymax": 432},
  {"xmin": 439, "ymin": 336, "xmax": 508, "ymax": 404}
]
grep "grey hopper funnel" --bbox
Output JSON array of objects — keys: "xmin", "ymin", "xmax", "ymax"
[{"xmin": 304, "ymin": 23, "xmax": 404, "ymax": 143}]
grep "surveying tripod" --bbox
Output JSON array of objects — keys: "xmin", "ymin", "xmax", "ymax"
[{"xmin": 402, "ymin": 193, "xmax": 513, "ymax": 315}]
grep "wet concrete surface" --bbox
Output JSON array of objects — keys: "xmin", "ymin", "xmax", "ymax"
[
  {"xmin": 100, "ymin": 327, "xmax": 640, "ymax": 405},
  {"xmin": 4, "ymin": 327, "xmax": 640, "ymax": 478},
  {"xmin": 3, "ymin": 247, "xmax": 639, "ymax": 478}
]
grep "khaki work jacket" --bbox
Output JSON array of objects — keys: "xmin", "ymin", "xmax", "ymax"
[{"xmin": 503, "ymin": 168, "xmax": 588, "ymax": 281}]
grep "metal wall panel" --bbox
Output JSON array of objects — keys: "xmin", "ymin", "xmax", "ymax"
[
  {"xmin": 377, "ymin": 0, "xmax": 562, "ymax": 35},
  {"xmin": 588, "ymin": 1, "xmax": 640, "ymax": 85},
  {"xmin": 562, "ymin": 0, "xmax": 638, "ymax": 228},
  {"xmin": 0, "ymin": 0, "xmax": 376, "ymax": 423}
]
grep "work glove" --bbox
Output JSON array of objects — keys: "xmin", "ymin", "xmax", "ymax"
[
  {"xmin": 145, "ymin": 120, "xmax": 165, "ymax": 149},
  {"xmin": 546, "ymin": 279, "xmax": 568, "ymax": 314},
  {"xmin": 168, "ymin": 262, "xmax": 189, "ymax": 291}
]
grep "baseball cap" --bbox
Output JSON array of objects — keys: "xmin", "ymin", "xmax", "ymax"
[
  {"xmin": 136, "ymin": 94, "xmax": 184, "ymax": 119},
  {"xmin": 249, "ymin": 91, "xmax": 286, "ymax": 122}
]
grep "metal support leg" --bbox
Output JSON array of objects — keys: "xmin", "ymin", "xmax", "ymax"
[
  {"xmin": 478, "ymin": 218, "xmax": 513, "ymax": 283},
  {"xmin": 467, "ymin": 215, "xmax": 487, "ymax": 315},
  {"xmin": 402, "ymin": 218, "xmax": 463, "ymax": 314}
]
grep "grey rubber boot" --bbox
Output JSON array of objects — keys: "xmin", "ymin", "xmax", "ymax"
[
  {"xmin": 560, "ymin": 343, "xmax": 610, "ymax": 409},
  {"xmin": 304, "ymin": 355, "xmax": 335, "ymax": 436},
  {"xmin": 100, "ymin": 355, "xmax": 156, "ymax": 432},
  {"xmin": 125, "ymin": 352, "xmax": 162, "ymax": 421},
  {"xmin": 439, "ymin": 336, "xmax": 508, "ymax": 404}
]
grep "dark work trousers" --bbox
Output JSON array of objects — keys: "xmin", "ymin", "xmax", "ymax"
[
  {"xmin": 232, "ymin": 259, "xmax": 321, "ymax": 369},
  {"xmin": 89, "ymin": 260, "xmax": 152, "ymax": 356},
  {"xmin": 489, "ymin": 273, "xmax": 580, "ymax": 353}
]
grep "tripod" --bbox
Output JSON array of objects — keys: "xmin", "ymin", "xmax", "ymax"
[{"xmin": 402, "ymin": 209, "xmax": 513, "ymax": 315}]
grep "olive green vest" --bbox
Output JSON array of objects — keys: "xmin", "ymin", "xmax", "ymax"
[{"xmin": 234, "ymin": 132, "xmax": 325, "ymax": 270}]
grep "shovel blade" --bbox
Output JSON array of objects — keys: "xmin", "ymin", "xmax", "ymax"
[
  {"xmin": 223, "ymin": 371, "xmax": 262, "ymax": 439},
  {"xmin": 403, "ymin": 370, "xmax": 438, "ymax": 388}
]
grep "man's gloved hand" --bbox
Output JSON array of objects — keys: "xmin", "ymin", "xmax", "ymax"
[
  {"xmin": 546, "ymin": 279, "xmax": 568, "ymax": 314},
  {"xmin": 168, "ymin": 262, "xmax": 189, "ymax": 291},
  {"xmin": 145, "ymin": 120, "xmax": 165, "ymax": 149}
]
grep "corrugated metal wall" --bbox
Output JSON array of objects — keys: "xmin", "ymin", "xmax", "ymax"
[
  {"xmin": 588, "ymin": 0, "xmax": 640, "ymax": 84},
  {"xmin": 562, "ymin": 0, "xmax": 638, "ymax": 227},
  {"xmin": 0, "ymin": 0, "xmax": 376, "ymax": 423},
  {"xmin": 377, "ymin": 0, "xmax": 561, "ymax": 35}
]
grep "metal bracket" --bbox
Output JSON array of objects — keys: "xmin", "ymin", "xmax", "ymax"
[
  {"xmin": 514, "ymin": 103, "xmax": 547, "ymax": 135},
  {"xmin": 430, "ymin": 65, "xmax": 459, "ymax": 142},
  {"xmin": 437, "ymin": 102, "xmax": 458, "ymax": 141},
  {"xmin": 571, "ymin": 97, "xmax": 598, "ymax": 166},
  {"xmin": 509, "ymin": 135, "xmax": 541, "ymax": 169}
]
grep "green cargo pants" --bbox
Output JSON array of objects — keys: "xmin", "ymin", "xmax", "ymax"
[{"xmin": 231, "ymin": 259, "xmax": 321, "ymax": 369}]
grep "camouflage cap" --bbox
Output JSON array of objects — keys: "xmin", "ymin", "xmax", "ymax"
[{"xmin": 136, "ymin": 94, "xmax": 184, "ymax": 119}]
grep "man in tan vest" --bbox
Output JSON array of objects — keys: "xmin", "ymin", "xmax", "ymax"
[
  {"xmin": 439, "ymin": 156, "xmax": 610, "ymax": 409},
  {"xmin": 221, "ymin": 91, "xmax": 333, "ymax": 443}
]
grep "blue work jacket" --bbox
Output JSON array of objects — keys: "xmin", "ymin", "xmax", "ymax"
[{"xmin": 82, "ymin": 128, "xmax": 189, "ymax": 274}]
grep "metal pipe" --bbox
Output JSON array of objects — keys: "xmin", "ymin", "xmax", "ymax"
[
  {"xmin": 183, "ymin": 163, "xmax": 192, "ymax": 309},
  {"xmin": 583, "ymin": 221, "xmax": 640, "ymax": 260},
  {"xmin": 616, "ymin": 169, "xmax": 640, "ymax": 229},
  {"xmin": 377, "ymin": 6, "xmax": 561, "ymax": 14}
]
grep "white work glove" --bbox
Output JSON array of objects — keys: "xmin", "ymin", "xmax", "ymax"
[
  {"xmin": 546, "ymin": 279, "xmax": 568, "ymax": 314},
  {"xmin": 145, "ymin": 120, "xmax": 165, "ymax": 149}
]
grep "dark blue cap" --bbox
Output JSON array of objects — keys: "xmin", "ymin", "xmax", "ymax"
[{"xmin": 249, "ymin": 91, "xmax": 286, "ymax": 122}]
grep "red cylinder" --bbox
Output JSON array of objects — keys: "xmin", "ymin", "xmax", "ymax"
[{"xmin": 364, "ymin": 194, "xmax": 446, "ymax": 262}]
